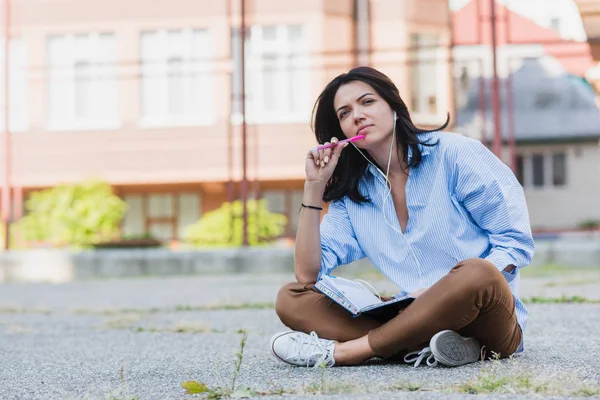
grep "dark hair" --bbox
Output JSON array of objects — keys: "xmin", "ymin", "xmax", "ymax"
[{"xmin": 311, "ymin": 66, "xmax": 449, "ymax": 204}]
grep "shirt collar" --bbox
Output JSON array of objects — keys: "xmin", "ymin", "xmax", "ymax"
[{"xmin": 366, "ymin": 133, "xmax": 435, "ymax": 177}]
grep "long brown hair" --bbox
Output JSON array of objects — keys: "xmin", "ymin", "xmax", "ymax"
[{"xmin": 311, "ymin": 66, "xmax": 449, "ymax": 204}]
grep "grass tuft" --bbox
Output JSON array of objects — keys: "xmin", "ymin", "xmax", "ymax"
[{"xmin": 522, "ymin": 295, "xmax": 600, "ymax": 304}]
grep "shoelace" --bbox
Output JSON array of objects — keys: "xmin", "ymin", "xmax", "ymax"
[
  {"xmin": 290, "ymin": 331, "xmax": 334, "ymax": 369},
  {"xmin": 404, "ymin": 346, "xmax": 438, "ymax": 368}
]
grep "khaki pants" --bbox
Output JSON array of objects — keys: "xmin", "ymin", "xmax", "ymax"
[{"xmin": 275, "ymin": 258, "xmax": 522, "ymax": 360}]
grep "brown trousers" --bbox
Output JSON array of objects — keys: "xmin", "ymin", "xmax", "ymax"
[{"xmin": 275, "ymin": 258, "xmax": 522, "ymax": 360}]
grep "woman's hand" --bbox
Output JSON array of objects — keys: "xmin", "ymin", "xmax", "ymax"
[{"xmin": 305, "ymin": 137, "xmax": 349, "ymax": 184}]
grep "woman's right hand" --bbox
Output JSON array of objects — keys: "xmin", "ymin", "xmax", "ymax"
[{"xmin": 305, "ymin": 137, "xmax": 349, "ymax": 184}]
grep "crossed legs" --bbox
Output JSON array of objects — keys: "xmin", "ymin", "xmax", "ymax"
[{"xmin": 274, "ymin": 258, "xmax": 522, "ymax": 365}]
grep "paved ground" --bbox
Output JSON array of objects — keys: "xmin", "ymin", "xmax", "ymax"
[{"xmin": 0, "ymin": 266, "xmax": 599, "ymax": 400}]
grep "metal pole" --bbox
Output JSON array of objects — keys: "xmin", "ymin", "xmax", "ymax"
[
  {"xmin": 475, "ymin": 3, "xmax": 488, "ymax": 148},
  {"xmin": 240, "ymin": 0, "xmax": 248, "ymax": 246},
  {"xmin": 475, "ymin": 0, "xmax": 482, "ymax": 44},
  {"xmin": 506, "ymin": 72, "xmax": 516, "ymax": 172},
  {"xmin": 352, "ymin": 0, "xmax": 358, "ymax": 67},
  {"xmin": 2, "ymin": 0, "xmax": 11, "ymax": 251},
  {"xmin": 367, "ymin": 0, "xmax": 372, "ymax": 66},
  {"xmin": 490, "ymin": 0, "xmax": 502, "ymax": 158},
  {"xmin": 354, "ymin": 0, "xmax": 370, "ymax": 67},
  {"xmin": 448, "ymin": 1, "xmax": 456, "ymax": 129},
  {"xmin": 504, "ymin": 2, "xmax": 516, "ymax": 172},
  {"xmin": 226, "ymin": 0, "xmax": 235, "ymax": 244},
  {"xmin": 478, "ymin": 59, "xmax": 488, "ymax": 148}
]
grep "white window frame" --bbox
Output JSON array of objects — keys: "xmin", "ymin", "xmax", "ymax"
[
  {"xmin": 46, "ymin": 33, "xmax": 120, "ymax": 131},
  {"xmin": 139, "ymin": 28, "xmax": 214, "ymax": 128},
  {"xmin": 0, "ymin": 37, "xmax": 27, "ymax": 132},
  {"xmin": 233, "ymin": 25, "xmax": 310, "ymax": 125}
]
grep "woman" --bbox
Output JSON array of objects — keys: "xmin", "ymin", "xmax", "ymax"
[{"xmin": 269, "ymin": 66, "xmax": 534, "ymax": 368}]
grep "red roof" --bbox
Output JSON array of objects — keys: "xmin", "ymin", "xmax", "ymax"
[{"xmin": 452, "ymin": 0, "xmax": 594, "ymax": 76}]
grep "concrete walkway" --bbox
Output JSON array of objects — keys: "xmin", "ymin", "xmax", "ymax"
[{"xmin": 0, "ymin": 267, "xmax": 599, "ymax": 400}]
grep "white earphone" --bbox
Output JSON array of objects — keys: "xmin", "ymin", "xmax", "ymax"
[{"xmin": 351, "ymin": 110, "xmax": 402, "ymax": 234}]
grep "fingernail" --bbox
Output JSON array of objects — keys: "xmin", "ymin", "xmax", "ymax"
[
  {"xmin": 315, "ymin": 159, "xmax": 319, "ymax": 165},
  {"xmin": 324, "ymin": 156, "xmax": 329, "ymax": 163},
  {"xmin": 320, "ymin": 161, "xmax": 325, "ymax": 167}
]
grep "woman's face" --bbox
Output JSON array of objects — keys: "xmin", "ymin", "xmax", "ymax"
[{"xmin": 333, "ymin": 80, "xmax": 395, "ymax": 150}]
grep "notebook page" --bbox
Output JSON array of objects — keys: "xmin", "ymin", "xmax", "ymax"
[{"xmin": 322, "ymin": 276, "xmax": 381, "ymax": 310}]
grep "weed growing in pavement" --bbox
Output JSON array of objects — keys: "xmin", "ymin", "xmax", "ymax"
[
  {"xmin": 103, "ymin": 364, "xmax": 140, "ymax": 400},
  {"xmin": 457, "ymin": 352, "xmax": 600, "ymax": 396},
  {"xmin": 522, "ymin": 296, "xmax": 600, "ymax": 304},
  {"xmin": 181, "ymin": 329, "xmax": 258, "ymax": 399}
]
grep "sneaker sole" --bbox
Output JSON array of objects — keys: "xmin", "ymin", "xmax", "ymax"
[
  {"xmin": 269, "ymin": 331, "xmax": 297, "ymax": 366},
  {"xmin": 430, "ymin": 330, "xmax": 481, "ymax": 367}
]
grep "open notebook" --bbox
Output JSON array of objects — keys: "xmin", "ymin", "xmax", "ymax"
[{"xmin": 315, "ymin": 275, "xmax": 415, "ymax": 318}]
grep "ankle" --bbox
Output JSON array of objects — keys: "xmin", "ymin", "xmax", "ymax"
[
  {"xmin": 333, "ymin": 342, "xmax": 356, "ymax": 366},
  {"xmin": 333, "ymin": 337, "xmax": 375, "ymax": 366}
]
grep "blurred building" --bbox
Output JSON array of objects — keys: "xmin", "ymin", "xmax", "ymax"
[
  {"xmin": 575, "ymin": 0, "xmax": 600, "ymax": 105},
  {"xmin": 0, "ymin": 0, "xmax": 453, "ymax": 242},
  {"xmin": 453, "ymin": 0, "xmax": 600, "ymax": 231}
]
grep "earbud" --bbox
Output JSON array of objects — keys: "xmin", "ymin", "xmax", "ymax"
[{"xmin": 394, "ymin": 111, "xmax": 397, "ymax": 120}]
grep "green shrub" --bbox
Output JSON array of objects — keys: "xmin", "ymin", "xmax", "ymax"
[
  {"xmin": 183, "ymin": 199, "xmax": 287, "ymax": 247},
  {"xmin": 15, "ymin": 179, "xmax": 127, "ymax": 248},
  {"xmin": 578, "ymin": 220, "xmax": 600, "ymax": 230}
]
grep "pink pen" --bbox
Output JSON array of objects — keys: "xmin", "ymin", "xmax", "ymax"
[{"xmin": 312, "ymin": 135, "xmax": 365, "ymax": 151}]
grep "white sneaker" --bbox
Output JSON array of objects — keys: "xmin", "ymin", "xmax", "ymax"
[
  {"xmin": 429, "ymin": 330, "xmax": 481, "ymax": 367},
  {"xmin": 270, "ymin": 331, "xmax": 336, "ymax": 368}
]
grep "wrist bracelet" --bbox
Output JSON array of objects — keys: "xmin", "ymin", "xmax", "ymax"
[{"xmin": 298, "ymin": 203, "xmax": 323, "ymax": 213}]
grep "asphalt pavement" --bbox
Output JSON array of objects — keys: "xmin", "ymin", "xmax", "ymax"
[{"xmin": 1, "ymin": 269, "xmax": 599, "ymax": 400}]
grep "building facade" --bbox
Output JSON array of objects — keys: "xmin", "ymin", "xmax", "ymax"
[
  {"xmin": 453, "ymin": 0, "xmax": 600, "ymax": 231},
  {"xmin": 0, "ymin": 0, "xmax": 453, "ymax": 243}
]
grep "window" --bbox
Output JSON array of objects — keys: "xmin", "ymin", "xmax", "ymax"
[
  {"xmin": 534, "ymin": 90, "xmax": 560, "ymax": 109},
  {"xmin": 455, "ymin": 65, "xmax": 472, "ymax": 110},
  {"xmin": 262, "ymin": 189, "xmax": 304, "ymax": 237},
  {"xmin": 550, "ymin": 17, "xmax": 561, "ymax": 33},
  {"xmin": 532, "ymin": 154, "xmax": 545, "ymax": 187},
  {"xmin": 408, "ymin": 33, "xmax": 442, "ymax": 116},
  {"xmin": 0, "ymin": 37, "xmax": 27, "ymax": 131},
  {"xmin": 140, "ymin": 29, "xmax": 213, "ymax": 127},
  {"xmin": 121, "ymin": 193, "xmax": 202, "ymax": 241},
  {"xmin": 552, "ymin": 153, "xmax": 566, "ymax": 186},
  {"xmin": 177, "ymin": 194, "xmax": 201, "ymax": 239},
  {"xmin": 518, "ymin": 152, "xmax": 568, "ymax": 189},
  {"xmin": 148, "ymin": 194, "xmax": 173, "ymax": 218},
  {"xmin": 47, "ymin": 33, "xmax": 119, "ymax": 130},
  {"xmin": 263, "ymin": 191, "xmax": 286, "ymax": 214},
  {"xmin": 232, "ymin": 25, "xmax": 310, "ymax": 123},
  {"xmin": 289, "ymin": 190, "xmax": 304, "ymax": 234},
  {"xmin": 515, "ymin": 155, "xmax": 525, "ymax": 186},
  {"xmin": 122, "ymin": 195, "xmax": 145, "ymax": 238},
  {"xmin": 74, "ymin": 61, "xmax": 91, "ymax": 119}
]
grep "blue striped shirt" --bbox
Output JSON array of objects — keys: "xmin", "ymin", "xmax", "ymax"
[{"xmin": 318, "ymin": 131, "xmax": 535, "ymax": 353}]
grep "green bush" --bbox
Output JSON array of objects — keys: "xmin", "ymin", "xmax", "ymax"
[
  {"xmin": 578, "ymin": 220, "xmax": 600, "ymax": 230},
  {"xmin": 183, "ymin": 199, "xmax": 287, "ymax": 247},
  {"xmin": 16, "ymin": 179, "xmax": 127, "ymax": 248}
]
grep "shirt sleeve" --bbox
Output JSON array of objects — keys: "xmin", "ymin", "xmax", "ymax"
[
  {"xmin": 452, "ymin": 139, "xmax": 535, "ymax": 272},
  {"xmin": 317, "ymin": 199, "xmax": 366, "ymax": 280}
]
